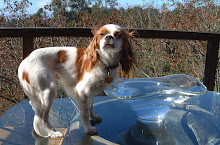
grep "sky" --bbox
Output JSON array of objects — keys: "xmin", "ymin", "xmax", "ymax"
[{"xmin": 0, "ymin": 0, "xmax": 168, "ymax": 15}]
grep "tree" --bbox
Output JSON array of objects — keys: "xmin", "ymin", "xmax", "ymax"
[
  {"xmin": 33, "ymin": 8, "xmax": 44, "ymax": 17},
  {"xmin": 0, "ymin": 0, "xmax": 32, "ymax": 26},
  {"xmin": 49, "ymin": 0, "xmax": 118, "ymax": 24},
  {"xmin": 50, "ymin": 0, "xmax": 92, "ymax": 22}
]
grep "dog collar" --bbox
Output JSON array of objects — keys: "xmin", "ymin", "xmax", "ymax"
[
  {"xmin": 105, "ymin": 63, "xmax": 119, "ymax": 84},
  {"xmin": 104, "ymin": 63, "xmax": 119, "ymax": 70}
]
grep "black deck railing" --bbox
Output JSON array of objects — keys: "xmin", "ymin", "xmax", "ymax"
[{"xmin": 0, "ymin": 27, "xmax": 219, "ymax": 91}]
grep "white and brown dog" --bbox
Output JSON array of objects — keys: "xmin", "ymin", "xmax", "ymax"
[{"xmin": 18, "ymin": 24, "xmax": 134, "ymax": 138}]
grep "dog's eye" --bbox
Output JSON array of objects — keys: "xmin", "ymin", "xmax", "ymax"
[
  {"xmin": 114, "ymin": 32, "xmax": 122, "ymax": 39},
  {"xmin": 99, "ymin": 33, "xmax": 105, "ymax": 36}
]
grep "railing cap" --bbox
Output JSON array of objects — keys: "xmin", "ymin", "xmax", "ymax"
[{"xmin": 0, "ymin": 27, "xmax": 219, "ymax": 40}]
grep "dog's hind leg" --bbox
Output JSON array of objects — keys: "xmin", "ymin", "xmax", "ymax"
[
  {"xmin": 39, "ymin": 83, "xmax": 63, "ymax": 138},
  {"xmin": 31, "ymin": 80, "xmax": 63, "ymax": 138},
  {"xmin": 29, "ymin": 99, "xmax": 50, "ymax": 137}
]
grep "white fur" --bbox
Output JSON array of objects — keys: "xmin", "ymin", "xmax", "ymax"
[{"xmin": 18, "ymin": 24, "xmax": 130, "ymax": 138}]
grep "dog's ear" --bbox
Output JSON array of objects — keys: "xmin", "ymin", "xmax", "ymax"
[
  {"xmin": 82, "ymin": 32, "xmax": 99, "ymax": 72},
  {"xmin": 91, "ymin": 27, "xmax": 99, "ymax": 35},
  {"xmin": 120, "ymin": 30, "xmax": 135, "ymax": 74}
]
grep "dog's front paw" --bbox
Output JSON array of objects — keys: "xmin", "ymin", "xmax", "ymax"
[
  {"xmin": 49, "ymin": 131, "xmax": 64, "ymax": 138},
  {"xmin": 85, "ymin": 126, "xmax": 98, "ymax": 135}
]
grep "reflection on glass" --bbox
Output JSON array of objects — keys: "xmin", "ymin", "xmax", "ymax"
[
  {"xmin": 105, "ymin": 74, "xmax": 220, "ymax": 145},
  {"xmin": 105, "ymin": 74, "xmax": 207, "ymax": 123},
  {"xmin": 105, "ymin": 74, "xmax": 207, "ymax": 124}
]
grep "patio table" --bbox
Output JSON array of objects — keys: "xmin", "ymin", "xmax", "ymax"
[{"xmin": 0, "ymin": 74, "xmax": 220, "ymax": 145}]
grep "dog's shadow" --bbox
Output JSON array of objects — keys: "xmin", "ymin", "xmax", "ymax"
[
  {"xmin": 32, "ymin": 130, "xmax": 50, "ymax": 145},
  {"xmin": 90, "ymin": 118, "xmax": 102, "ymax": 126}
]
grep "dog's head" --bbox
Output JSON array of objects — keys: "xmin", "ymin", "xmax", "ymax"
[
  {"xmin": 86, "ymin": 24, "xmax": 134, "ymax": 73},
  {"xmin": 95, "ymin": 24, "xmax": 126, "ymax": 52}
]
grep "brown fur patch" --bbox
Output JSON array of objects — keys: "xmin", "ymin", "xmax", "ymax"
[
  {"xmin": 76, "ymin": 47, "xmax": 86, "ymax": 82},
  {"xmin": 97, "ymin": 26, "xmax": 108, "ymax": 36},
  {"xmin": 58, "ymin": 50, "xmax": 68, "ymax": 63},
  {"xmin": 120, "ymin": 30, "xmax": 135, "ymax": 73},
  {"xmin": 22, "ymin": 71, "xmax": 30, "ymax": 84},
  {"xmin": 76, "ymin": 34, "xmax": 100, "ymax": 82},
  {"xmin": 95, "ymin": 26, "xmax": 109, "ymax": 49},
  {"xmin": 113, "ymin": 30, "xmax": 122, "ymax": 39},
  {"xmin": 76, "ymin": 27, "xmax": 109, "ymax": 82}
]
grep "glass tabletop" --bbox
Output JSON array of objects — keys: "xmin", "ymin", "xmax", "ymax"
[
  {"xmin": 0, "ymin": 74, "xmax": 220, "ymax": 145},
  {"xmin": 0, "ymin": 96, "xmax": 137, "ymax": 145}
]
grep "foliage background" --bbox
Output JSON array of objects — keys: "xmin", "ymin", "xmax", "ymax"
[{"xmin": 0, "ymin": 0, "xmax": 219, "ymax": 115}]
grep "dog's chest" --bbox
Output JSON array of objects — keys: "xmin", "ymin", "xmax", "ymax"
[
  {"xmin": 91, "ymin": 74, "xmax": 109, "ymax": 90},
  {"xmin": 90, "ymin": 69, "xmax": 115, "ymax": 91},
  {"xmin": 92, "ymin": 78, "xmax": 107, "ymax": 90}
]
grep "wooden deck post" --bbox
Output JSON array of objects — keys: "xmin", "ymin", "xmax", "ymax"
[
  {"xmin": 204, "ymin": 39, "xmax": 220, "ymax": 91},
  {"xmin": 23, "ymin": 34, "xmax": 33, "ymax": 59},
  {"xmin": 22, "ymin": 34, "xmax": 33, "ymax": 99}
]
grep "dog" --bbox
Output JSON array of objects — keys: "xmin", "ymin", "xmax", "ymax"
[{"xmin": 18, "ymin": 24, "xmax": 134, "ymax": 138}]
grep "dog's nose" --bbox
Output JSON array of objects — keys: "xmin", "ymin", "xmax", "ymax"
[{"xmin": 105, "ymin": 35, "xmax": 114, "ymax": 40}]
